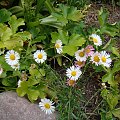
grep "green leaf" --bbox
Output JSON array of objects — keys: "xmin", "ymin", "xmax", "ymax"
[
  {"xmin": 27, "ymin": 89, "xmax": 39, "ymax": 102},
  {"xmin": 111, "ymin": 47, "xmax": 120, "ymax": 57},
  {"xmin": 56, "ymin": 56, "xmax": 62, "ymax": 66},
  {"xmin": 4, "ymin": 36, "xmax": 23, "ymax": 50},
  {"xmin": 0, "ymin": 9, "xmax": 11, "ymax": 23},
  {"xmin": 112, "ymin": 61, "xmax": 120, "ymax": 74},
  {"xmin": 31, "ymin": 36, "xmax": 46, "ymax": 45},
  {"xmin": 14, "ymin": 31, "xmax": 32, "ymax": 41},
  {"xmin": 2, "ymin": 77, "xmax": 17, "ymax": 87},
  {"xmin": 0, "ymin": 23, "xmax": 12, "ymax": 41},
  {"xmin": 98, "ymin": 8, "xmax": 108, "ymax": 26},
  {"xmin": 16, "ymin": 81, "xmax": 28, "ymax": 97},
  {"xmin": 51, "ymin": 30, "xmax": 69, "ymax": 45},
  {"xmin": 0, "ymin": 56, "xmax": 12, "ymax": 71},
  {"xmin": 102, "ymin": 72, "xmax": 117, "ymax": 86},
  {"xmin": 112, "ymin": 108, "xmax": 120, "ymax": 119},
  {"xmin": 9, "ymin": 15, "xmax": 25, "ymax": 34},
  {"xmin": 107, "ymin": 93, "xmax": 118, "ymax": 110},
  {"xmin": 68, "ymin": 34, "xmax": 86, "ymax": 46},
  {"xmin": 63, "ymin": 45, "xmax": 78, "ymax": 56}
]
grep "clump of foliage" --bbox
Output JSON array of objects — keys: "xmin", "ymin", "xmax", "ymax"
[{"xmin": 0, "ymin": 0, "xmax": 120, "ymax": 119}]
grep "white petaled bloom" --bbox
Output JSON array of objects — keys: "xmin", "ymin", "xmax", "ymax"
[
  {"xmin": 90, "ymin": 34, "xmax": 102, "ymax": 46},
  {"xmin": 18, "ymin": 79, "xmax": 22, "ymax": 87},
  {"xmin": 34, "ymin": 50, "xmax": 47, "ymax": 63},
  {"xmin": 75, "ymin": 48, "xmax": 87, "ymax": 62},
  {"xmin": 100, "ymin": 51, "xmax": 112, "ymax": 68},
  {"xmin": 66, "ymin": 79, "xmax": 76, "ymax": 87},
  {"xmin": 66, "ymin": 66, "xmax": 82, "ymax": 80},
  {"xmin": 11, "ymin": 63, "xmax": 20, "ymax": 71},
  {"xmin": 0, "ymin": 67, "xmax": 3, "ymax": 75},
  {"xmin": 90, "ymin": 51, "xmax": 101, "ymax": 66},
  {"xmin": 55, "ymin": 40, "xmax": 63, "ymax": 54},
  {"xmin": 5, "ymin": 50, "xmax": 20, "ymax": 66},
  {"xmin": 39, "ymin": 98, "xmax": 55, "ymax": 115}
]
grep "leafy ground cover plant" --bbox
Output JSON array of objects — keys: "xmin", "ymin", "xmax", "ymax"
[{"xmin": 0, "ymin": 0, "xmax": 120, "ymax": 120}]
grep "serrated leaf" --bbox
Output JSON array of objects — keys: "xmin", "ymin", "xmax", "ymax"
[
  {"xmin": 27, "ymin": 89, "xmax": 39, "ymax": 102},
  {"xmin": 16, "ymin": 81, "xmax": 28, "ymax": 97},
  {"xmin": 4, "ymin": 36, "xmax": 23, "ymax": 50},
  {"xmin": 0, "ymin": 23, "xmax": 12, "ymax": 41},
  {"xmin": 0, "ymin": 9, "xmax": 11, "ymax": 23},
  {"xmin": 107, "ymin": 93, "xmax": 118, "ymax": 110},
  {"xmin": 112, "ymin": 61, "xmax": 120, "ymax": 74},
  {"xmin": 112, "ymin": 108, "xmax": 120, "ymax": 119},
  {"xmin": 9, "ymin": 15, "xmax": 25, "ymax": 34},
  {"xmin": 63, "ymin": 45, "xmax": 78, "ymax": 56},
  {"xmin": 16, "ymin": 87, "xmax": 27, "ymax": 97}
]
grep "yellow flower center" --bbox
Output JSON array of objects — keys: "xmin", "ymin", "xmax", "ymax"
[
  {"xmin": 10, "ymin": 54, "xmax": 15, "ymax": 60},
  {"xmin": 38, "ymin": 53, "xmax": 43, "ymax": 59},
  {"xmin": 69, "ymin": 80, "xmax": 75, "ymax": 86},
  {"xmin": 71, "ymin": 71, "xmax": 76, "ymax": 76},
  {"xmin": 76, "ymin": 61, "xmax": 83, "ymax": 66},
  {"xmin": 101, "ymin": 56, "xmax": 106, "ymax": 62},
  {"xmin": 55, "ymin": 43, "xmax": 60, "ymax": 48},
  {"xmin": 93, "ymin": 38, "xmax": 98, "ymax": 43},
  {"xmin": 94, "ymin": 56, "xmax": 100, "ymax": 62},
  {"xmin": 44, "ymin": 103, "xmax": 50, "ymax": 109},
  {"xmin": 79, "ymin": 52, "xmax": 84, "ymax": 57}
]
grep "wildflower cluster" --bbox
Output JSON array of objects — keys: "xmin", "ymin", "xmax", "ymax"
[{"xmin": 65, "ymin": 34, "xmax": 112, "ymax": 87}]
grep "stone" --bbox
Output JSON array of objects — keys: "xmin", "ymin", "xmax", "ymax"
[{"xmin": 0, "ymin": 91, "xmax": 57, "ymax": 120}]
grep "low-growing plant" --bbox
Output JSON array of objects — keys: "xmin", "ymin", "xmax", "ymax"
[{"xmin": 0, "ymin": 1, "xmax": 120, "ymax": 120}]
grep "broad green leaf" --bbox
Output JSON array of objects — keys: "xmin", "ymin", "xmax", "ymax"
[
  {"xmin": 63, "ymin": 45, "xmax": 78, "ymax": 56},
  {"xmin": 0, "ymin": 56, "xmax": 12, "ymax": 71},
  {"xmin": 0, "ymin": 23, "xmax": 12, "ymax": 41},
  {"xmin": 51, "ymin": 30, "xmax": 69, "ymax": 44},
  {"xmin": 16, "ymin": 81, "xmax": 28, "ymax": 97},
  {"xmin": 107, "ymin": 93, "xmax": 118, "ymax": 110},
  {"xmin": 27, "ymin": 76, "xmax": 40, "ymax": 86},
  {"xmin": 17, "ymin": 87, "xmax": 27, "ymax": 97},
  {"xmin": 0, "ymin": 9, "xmax": 11, "ymax": 23},
  {"xmin": 111, "ymin": 47, "xmax": 120, "ymax": 57},
  {"xmin": 27, "ymin": 89, "xmax": 39, "ymax": 102},
  {"xmin": 106, "ymin": 112, "xmax": 113, "ymax": 120},
  {"xmin": 4, "ymin": 36, "xmax": 23, "ymax": 50},
  {"xmin": 0, "ymin": 71, "xmax": 6, "ymax": 78},
  {"xmin": 112, "ymin": 61, "xmax": 120, "ymax": 74},
  {"xmin": 2, "ymin": 77, "xmax": 17, "ymax": 87},
  {"xmin": 9, "ymin": 15, "xmax": 25, "ymax": 34},
  {"xmin": 112, "ymin": 108, "xmax": 120, "ymax": 119},
  {"xmin": 102, "ymin": 72, "xmax": 117, "ymax": 86},
  {"xmin": 68, "ymin": 34, "xmax": 86, "ymax": 46},
  {"xmin": 14, "ymin": 31, "xmax": 32, "ymax": 41},
  {"xmin": 51, "ymin": 32, "xmax": 59, "ymax": 43}
]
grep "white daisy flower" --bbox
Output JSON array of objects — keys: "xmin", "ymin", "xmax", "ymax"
[
  {"xmin": 0, "ymin": 66, "xmax": 3, "ymax": 75},
  {"xmin": 39, "ymin": 98, "xmax": 55, "ymax": 115},
  {"xmin": 33, "ymin": 50, "xmax": 47, "ymax": 64},
  {"xmin": 55, "ymin": 40, "xmax": 63, "ymax": 54},
  {"xmin": 90, "ymin": 51, "xmax": 101, "ymax": 66},
  {"xmin": 90, "ymin": 34, "xmax": 102, "ymax": 46},
  {"xmin": 5, "ymin": 50, "xmax": 20, "ymax": 66},
  {"xmin": 75, "ymin": 48, "xmax": 87, "ymax": 62},
  {"xmin": 66, "ymin": 66, "xmax": 82, "ymax": 80},
  {"xmin": 100, "ymin": 51, "xmax": 112, "ymax": 68},
  {"xmin": 18, "ymin": 79, "xmax": 22, "ymax": 87},
  {"xmin": 11, "ymin": 63, "xmax": 20, "ymax": 71}
]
